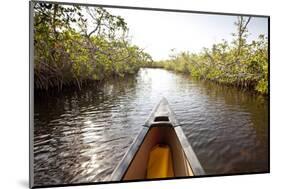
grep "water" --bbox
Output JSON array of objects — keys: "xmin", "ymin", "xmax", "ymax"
[{"xmin": 33, "ymin": 68, "xmax": 268, "ymax": 186}]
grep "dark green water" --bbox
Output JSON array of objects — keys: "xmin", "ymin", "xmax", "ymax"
[{"xmin": 34, "ymin": 68, "xmax": 268, "ymax": 186}]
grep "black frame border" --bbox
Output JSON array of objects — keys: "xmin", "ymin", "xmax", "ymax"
[{"xmin": 29, "ymin": 0, "xmax": 270, "ymax": 188}]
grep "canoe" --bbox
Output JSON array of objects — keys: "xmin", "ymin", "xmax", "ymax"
[{"xmin": 110, "ymin": 97, "xmax": 205, "ymax": 181}]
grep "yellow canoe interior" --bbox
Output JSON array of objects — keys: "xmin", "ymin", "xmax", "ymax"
[
  {"xmin": 147, "ymin": 143, "xmax": 174, "ymax": 179},
  {"xmin": 123, "ymin": 126, "xmax": 193, "ymax": 180}
]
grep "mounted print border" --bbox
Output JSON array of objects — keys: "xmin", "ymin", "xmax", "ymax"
[{"xmin": 29, "ymin": 1, "xmax": 270, "ymax": 188}]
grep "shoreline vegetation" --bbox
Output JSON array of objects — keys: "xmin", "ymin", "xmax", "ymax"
[
  {"xmin": 34, "ymin": 3, "xmax": 268, "ymax": 95},
  {"xmin": 34, "ymin": 3, "xmax": 153, "ymax": 91},
  {"xmin": 153, "ymin": 17, "xmax": 268, "ymax": 95}
]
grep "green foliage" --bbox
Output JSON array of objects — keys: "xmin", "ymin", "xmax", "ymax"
[
  {"xmin": 34, "ymin": 3, "xmax": 152, "ymax": 90},
  {"xmin": 157, "ymin": 17, "xmax": 268, "ymax": 94}
]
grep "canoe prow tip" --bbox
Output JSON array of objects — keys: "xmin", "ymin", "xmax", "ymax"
[
  {"xmin": 144, "ymin": 97, "xmax": 179, "ymax": 127},
  {"xmin": 159, "ymin": 97, "xmax": 168, "ymax": 104}
]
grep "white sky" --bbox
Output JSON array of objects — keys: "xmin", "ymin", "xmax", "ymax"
[{"xmin": 104, "ymin": 8, "xmax": 268, "ymax": 61}]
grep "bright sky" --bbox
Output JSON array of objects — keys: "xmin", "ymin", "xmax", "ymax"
[{"xmin": 104, "ymin": 8, "xmax": 268, "ymax": 61}]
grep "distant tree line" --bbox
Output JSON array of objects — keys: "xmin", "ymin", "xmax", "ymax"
[{"xmin": 34, "ymin": 4, "xmax": 268, "ymax": 94}]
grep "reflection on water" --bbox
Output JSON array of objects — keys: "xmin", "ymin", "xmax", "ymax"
[{"xmin": 34, "ymin": 68, "xmax": 268, "ymax": 186}]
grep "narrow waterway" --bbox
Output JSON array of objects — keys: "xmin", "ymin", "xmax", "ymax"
[{"xmin": 34, "ymin": 68, "xmax": 268, "ymax": 186}]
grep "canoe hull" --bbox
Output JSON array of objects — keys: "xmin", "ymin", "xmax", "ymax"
[{"xmin": 110, "ymin": 97, "xmax": 205, "ymax": 181}]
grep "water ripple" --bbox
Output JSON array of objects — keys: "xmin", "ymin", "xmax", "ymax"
[{"xmin": 34, "ymin": 68, "xmax": 268, "ymax": 185}]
